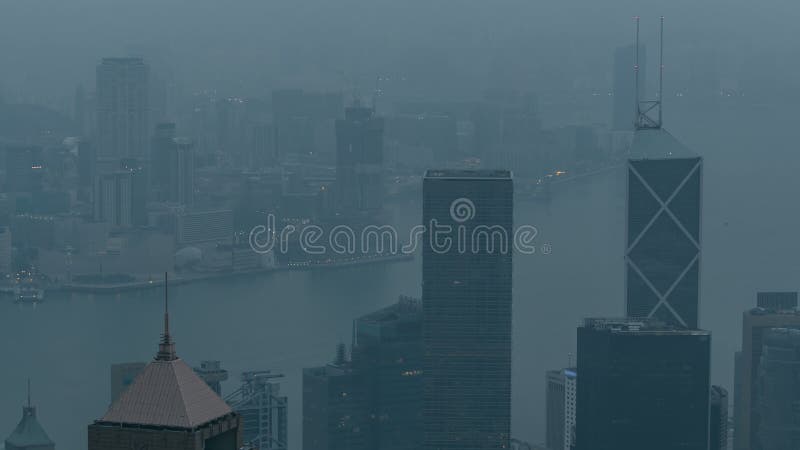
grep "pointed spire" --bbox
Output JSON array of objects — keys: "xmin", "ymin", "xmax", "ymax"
[{"xmin": 156, "ymin": 272, "xmax": 177, "ymax": 361}]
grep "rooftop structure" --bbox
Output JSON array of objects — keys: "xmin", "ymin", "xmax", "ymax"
[
  {"xmin": 89, "ymin": 274, "xmax": 240, "ymax": 450},
  {"xmin": 4, "ymin": 382, "xmax": 55, "ymax": 450}
]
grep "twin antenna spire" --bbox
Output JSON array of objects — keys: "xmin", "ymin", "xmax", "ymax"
[
  {"xmin": 156, "ymin": 272, "xmax": 177, "ymax": 361},
  {"xmin": 634, "ymin": 16, "xmax": 665, "ymax": 130}
]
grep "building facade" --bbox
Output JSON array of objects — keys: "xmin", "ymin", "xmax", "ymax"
[
  {"xmin": 575, "ymin": 318, "xmax": 710, "ymax": 450},
  {"xmin": 335, "ymin": 103, "xmax": 384, "ymax": 215},
  {"xmin": 756, "ymin": 328, "xmax": 800, "ymax": 450},
  {"xmin": 96, "ymin": 57, "xmax": 149, "ymax": 158},
  {"xmin": 545, "ymin": 370, "xmax": 565, "ymax": 450},
  {"xmin": 352, "ymin": 296, "xmax": 423, "ymax": 450},
  {"xmin": 626, "ymin": 154, "xmax": 702, "ymax": 328},
  {"xmin": 422, "ymin": 169, "xmax": 513, "ymax": 450},
  {"xmin": 88, "ymin": 299, "xmax": 241, "ymax": 450},
  {"xmin": 709, "ymin": 385, "xmax": 729, "ymax": 450},
  {"xmin": 735, "ymin": 292, "xmax": 800, "ymax": 450}
]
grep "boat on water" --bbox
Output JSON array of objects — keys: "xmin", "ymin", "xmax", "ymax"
[{"xmin": 14, "ymin": 285, "xmax": 45, "ymax": 303}]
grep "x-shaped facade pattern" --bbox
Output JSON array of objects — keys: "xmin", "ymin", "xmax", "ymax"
[{"xmin": 626, "ymin": 157, "xmax": 702, "ymax": 329}]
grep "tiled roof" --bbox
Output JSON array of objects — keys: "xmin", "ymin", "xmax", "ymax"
[
  {"xmin": 99, "ymin": 357, "xmax": 233, "ymax": 429},
  {"xmin": 5, "ymin": 407, "xmax": 54, "ymax": 448}
]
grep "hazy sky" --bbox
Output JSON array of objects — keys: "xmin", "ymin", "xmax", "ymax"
[{"xmin": 2, "ymin": 0, "xmax": 798, "ymax": 103}]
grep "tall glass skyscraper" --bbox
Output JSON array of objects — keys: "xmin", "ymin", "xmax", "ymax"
[
  {"xmin": 626, "ymin": 129, "xmax": 702, "ymax": 329},
  {"xmin": 575, "ymin": 318, "xmax": 711, "ymax": 450},
  {"xmin": 422, "ymin": 169, "xmax": 513, "ymax": 450},
  {"xmin": 96, "ymin": 57, "xmax": 149, "ymax": 158}
]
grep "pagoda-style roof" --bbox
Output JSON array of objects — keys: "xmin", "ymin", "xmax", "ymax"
[
  {"xmin": 5, "ymin": 406, "xmax": 54, "ymax": 450},
  {"xmin": 99, "ymin": 357, "xmax": 233, "ymax": 429},
  {"xmin": 97, "ymin": 273, "xmax": 232, "ymax": 430}
]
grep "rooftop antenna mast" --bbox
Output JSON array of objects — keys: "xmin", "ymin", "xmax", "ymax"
[{"xmin": 634, "ymin": 16, "xmax": 664, "ymax": 130}]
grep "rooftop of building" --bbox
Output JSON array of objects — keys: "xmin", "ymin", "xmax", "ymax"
[
  {"xmin": 581, "ymin": 317, "xmax": 709, "ymax": 335},
  {"xmin": 356, "ymin": 296, "xmax": 421, "ymax": 324},
  {"xmin": 4, "ymin": 406, "xmax": 54, "ymax": 449},
  {"xmin": 629, "ymin": 128, "xmax": 698, "ymax": 160},
  {"xmin": 424, "ymin": 169, "xmax": 512, "ymax": 180},
  {"xmin": 96, "ymin": 275, "xmax": 233, "ymax": 430}
]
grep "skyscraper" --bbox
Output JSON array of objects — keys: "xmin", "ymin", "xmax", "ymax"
[
  {"xmin": 545, "ymin": 370, "xmax": 566, "ymax": 450},
  {"xmin": 626, "ymin": 129, "xmax": 702, "ymax": 329},
  {"xmin": 302, "ymin": 297, "xmax": 422, "ymax": 450},
  {"xmin": 575, "ymin": 318, "xmax": 710, "ymax": 450},
  {"xmin": 422, "ymin": 169, "xmax": 513, "ymax": 450},
  {"xmin": 4, "ymin": 383, "xmax": 55, "ymax": 450},
  {"xmin": 88, "ymin": 281, "xmax": 241, "ymax": 450},
  {"xmin": 545, "ymin": 368, "xmax": 577, "ymax": 450},
  {"xmin": 335, "ymin": 102, "xmax": 384, "ymax": 215},
  {"xmin": 194, "ymin": 360, "xmax": 229, "ymax": 397},
  {"xmin": 756, "ymin": 328, "xmax": 800, "ymax": 450},
  {"xmin": 96, "ymin": 57, "xmax": 149, "ymax": 158},
  {"xmin": 93, "ymin": 166, "xmax": 146, "ymax": 228},
  {"xmin": 226, "ymin": 371, "xmax": 288, "ymax": 450},
  {"xmin": 612, "ymin": 44, "xmax": 646, "ymax": 131},
  {"xmin": 352, "ymin": 296, "xmax": 424, "ymax": 450},
  {"xmin": 735, "ymin": 292, "xmax": 800, "ymax": 450},
  {"xmin": 303, "ymin": 347, "xmax": 368, "ymax": 450},
  {"xmin": 709, "ymin": 385, "xmax": 729, "ymax": 450}
]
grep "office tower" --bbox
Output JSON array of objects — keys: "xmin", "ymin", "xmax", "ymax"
[
  {"xmin": 93, "ymin": 166, "xmax": 146, "ymax": 228},
  {"xmin": 110, "ymin": 362, "xmax": 146, "ymax": 403},
  {"xmin": 170, "ymin": 138, "xmax": 195, "ymax": 206},
  {"xmin": 77, "ymin": 140, "xmax": 97, "ymax": 190},
  {"xmin": 119, "ymin": 158, "xmax": 148, "ymax": 225},
  {"xmin": 303, "ymin": 346, "xmax": 368, "ymax": 450},
  {"xmin": 575, "ymin": 318, "xmax": 710, "ymax": 450},
  {"xmin": 88, "ymin": 290, "xmax": 241, "ymax": 450},
  {"xmin": 709, "ymin": 385, "xmax": 729, "ymax": 450},
  {"xmin": 335, "ymin": 102, "xmax": 384, "ymax": 215},
  {"xmin": 4, "ymin": 146, "xmax": 44, "ymax": 193},
  {"xmin": 545, "ymin": 369, "xmax": 578, "ymax": 450},
  {"xmin": 150, "ymin": 123, "xmax": 195, "ymax": 206},
  {"xmin": 150, "ymin": 122, "xmax": 176, "ymax": 199},
  {"xmin": 226, "ymin": 371, "xmax": 288, "ymax": 450},
  {"xmin": 4, "ymin": 384, "xmax": 55, "ymax": 450},
  {"xmin": 0, "ymin": 226, "xmax": 11, "ymax": 274},
  {"xmin": 352, "ymin": 296, "xmax": 423, "ymax": 450},
  {"xmin": 612, "ymin": 45, "xmax": 646, "ymax": 131},
  {"xmin": 194, "ymin": 360, "xmax": 229, "ymax": 396},
  {"xmin": 756, "ymin": 328, "xmax": 800, "ymax": 450},
  {"xmin": 736, "ymin": 292, "xmax": 800, "ymax": 450},
  {"xmin": 626, "ymin": 129, "xmax": 702, "ymax": 329},
  {"xmin": 422, "ymin": 169, "xmax": 513, "ymax": 450},
  {"xmin": 545, "ymin": 371, "xmax": 565, "ymax": 450},
  {"xmin": 96, "ymin": 57, "xmax": 149, "ymax": 158},
  {"xmin": 175, "ymin": 210, "xmax": 233, "ymax": 245},
  {"xmin": 563, "ymin": 369, "xmax": 577, "ymax": 450},
  {"xmin": 247, "ymin": 122, "xmax": 276, "ymax": 168}
]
